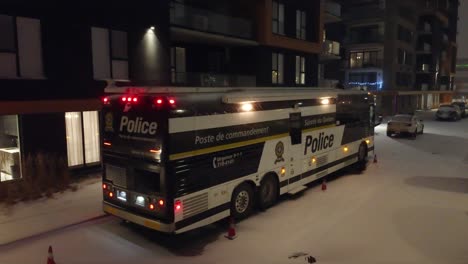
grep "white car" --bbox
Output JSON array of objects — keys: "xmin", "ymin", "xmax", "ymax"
[
  {"xmin": 387, "ymin": 114, "xmax": 424, "ymax": 138},
  {"xmin": 436, "ymin": 104, "xmax": 462, "ymax": 121}
]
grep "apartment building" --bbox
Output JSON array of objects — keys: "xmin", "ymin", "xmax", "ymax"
[
  {"xmin": 337, "ymin": 0, "xmax": 459, "ymax": 115},
  {"xmin": 0, "ymin": 1, "xmax": 325, "ymax": 187}
]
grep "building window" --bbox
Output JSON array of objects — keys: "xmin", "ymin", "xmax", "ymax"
[
  {"xmin": 397, "ymin": 49, "xmax": 413, "ymax": 65},
  {"xmin": 91, "ymin": 27, "xmax": 129, "ymax": 80},
  {"xmin": 272, "ymin": 52, "xmax": 284, "ymax": 84},
  {"xmin": 272, "ymin": 1, "xmax": 285, "ymax": 35},
  {"xmin": 348, "ymin": 25, "xmax": 382, "ymax": 44},
  {"xmin": 0, "ymin": 15, "xmax": 44, "ymax": 79},
  {"xmin": 295, "ymin": 56, "xmax": 305, "ymax": 85},
  {"xmin": 397, "ymin": 25, "xmax": 413, "ymax": 43},
  {"xmin": 296, "ymin": 10, "xmax": 306, "ymax": 40},
  {"xmin": 65, "ymin": 111, "xmax": 100, "ymax": 168},
  {"xmin": 350, "ymin": 51, "xmax": 381, "ymax": 68},
  {"xmin": 170, "ymin": 47, "xmax": 186, "ymax": 84},
  {"xmin": 0, "ymin": 115, "xmax": 22, "ymax": 182}
]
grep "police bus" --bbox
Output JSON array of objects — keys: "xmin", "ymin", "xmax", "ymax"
[{"xmin": 101, "ymin": 87, "xmax": 377, "ymax": 234}]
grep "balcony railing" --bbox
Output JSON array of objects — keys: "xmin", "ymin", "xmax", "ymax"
[
  {"xmin": 322, "ymin": 40, "xmax": 340, "ymax": 56},
  {"xmin": 342, "ymin": 4, "xmax": 385, "ymax": 20},
  {"xmin": 342, "ymin": 59, "xmax": 384, "ymax": 69},
  {"xmin": 170, "ymin": 2, "xmax": 253, "ymax": 40},
  {"xmin": 344, "ymin": 34, "xmax": 385, "ymax": 45},
  {"xmin": 171, "ymin": 72, "xmax": 256, "ymax": 87},
  {"xmin": 325, "ymin": 1, "xmax": 341, "ymax": 17}
]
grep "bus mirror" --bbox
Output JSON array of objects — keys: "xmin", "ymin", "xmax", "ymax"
[{"xmin": 375, "ymin": 115, "xmax": 383, "ymax": 127}]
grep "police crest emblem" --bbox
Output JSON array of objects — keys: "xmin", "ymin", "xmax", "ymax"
[
  {"xmin": 274, "ymin": 141, "xmax": 285, "ymax": 164},
  {"xmin": 104, "ymin": 112, "xmax": 114, "ymax": 132}
]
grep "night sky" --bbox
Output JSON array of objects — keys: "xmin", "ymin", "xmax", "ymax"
[{"xmin": 458, "ymin": 0, "xmax": 467, "ymax": 58}]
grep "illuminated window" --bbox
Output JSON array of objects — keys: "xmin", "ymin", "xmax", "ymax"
[
  {"xmin": 295, "ymin": 56, "xmax": 306, "ymax": 85},
  {"xmin": 272, "ymin": 52, "xmax": 284, "ymax": 84},
  {"xmin": 0, "ymin": 115, "xmax": 22, "ymax": 182},
  {"xmin": 65, "ymin": 111, "xmax": 100, "ymax": 168}
]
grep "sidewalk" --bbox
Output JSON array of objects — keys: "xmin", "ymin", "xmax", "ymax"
[{"xmin": 0, "ymin": 176, "xmax": 105, "ymax": 246}]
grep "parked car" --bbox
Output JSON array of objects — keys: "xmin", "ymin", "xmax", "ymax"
[
  {"xmin": 436, "ymin": 104, "xmax": 462, "ymax": 121},
  {"xmin": 451, "ymin": 102, "xmax": 467, "ymax": 118},
  {"xmin": 387, "ymin": 114, "xmax": 424, "ymax": 138}
]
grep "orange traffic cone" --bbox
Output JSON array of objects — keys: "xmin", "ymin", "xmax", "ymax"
[
  {"xmin": 373, "ymin": 154, "xmax": 378, "ymax": 163},
  {"xmin": 321, "ymin": 179, "xmax": 327, "ymax": 191},
  {"xmin": 47, "ymin": 246, "xmax": 56, "ymax": 264},
  {"xmin": 225, "ymin": 217, "xmax": 237, "ymax": 240}
]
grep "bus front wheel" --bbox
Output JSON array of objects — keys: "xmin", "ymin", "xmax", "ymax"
[
  {"xmin": 258, "ymin": 174, "xmax": 279, "ymax": 210},
  {"xmin": 230, "ymin": 183, "xmax": 254, "ymax": 220}
]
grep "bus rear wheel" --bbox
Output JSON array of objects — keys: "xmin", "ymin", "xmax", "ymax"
[
  {"xmin": 231, "ymin": 183, "xmax": 254, "ymax": 220},
  {"xmin": 258, "ymin": 174, "xmax": 279, "ymax": 210}
]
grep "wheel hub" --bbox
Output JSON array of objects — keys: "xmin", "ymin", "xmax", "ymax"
[{"xmin": 235, "ymin": 190, "xmax": 250, "ymax": 213}]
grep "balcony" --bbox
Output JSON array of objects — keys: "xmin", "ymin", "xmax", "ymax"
[
  {"xmin": 342, "ymin": 59, "xmax": 384, "ymax": 69},
  {"xmin": 344, "ymin": 34, "xmax": 385, "ymax": 46},
  {"xmin": 171, "ymin": 72, "xmax": 256, "ymax": 87},
  {"xmin": 416, "ymin": 64, "xmax": 433, "ymax": 74},
  {"xmin": 320, "ymin": 40, "xmax": 341, "ymax": 61},
  {"xmin": 170, "ymin": 2, "xmax": 255, "ymax": 44},
  {"xmin": 324, "ymin": 0, "xmax": 341, "ymax": 23},
  {"xmin": 342, "ymin": 4, "xmax": 385, "ymax": 22},
  {"xmin": 416, "ymin": 43, "xmax": 432, "ymax": 54},
  {"xmin": 420, "ymin": 2, "xmax": 449, "ymax": 26}
]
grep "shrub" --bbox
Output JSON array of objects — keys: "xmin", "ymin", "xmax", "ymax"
[{"xmin": 1, "ymin": 152, "xmax": 72, "ymax": 204}]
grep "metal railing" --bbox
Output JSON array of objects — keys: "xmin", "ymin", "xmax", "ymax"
[
  {"xmin": 342, "ymin": 59, "xmax": 384, "ymax": 69},
  {"xmin": 322, "ymin": 40, "xmax": 340, "ymax": 56},
  {"xmin": 325, "ymin": 1, "xmax": 341, "ymax": 17},
  {"xmin": 342, "ymin": 4, "xmax": 385, "ymax": 20},
  {"xmin": 171, "ymin": 72, "xmax": 256, "ymax": 87},
  {"xmin": 170, "ymin": 2, "xmax": 253, "ymax": 39},
  {"xmin": 344, "ymin": 34, "xmax": 385, "ymax": 44}
]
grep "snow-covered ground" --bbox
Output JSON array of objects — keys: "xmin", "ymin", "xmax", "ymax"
[{"xmin": 0, "ymin": 111, "xmax": 467, "ymax": 264}]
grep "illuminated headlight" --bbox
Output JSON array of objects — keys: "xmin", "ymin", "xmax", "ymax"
[
  {"xmin": 117, "ymin": 191, "xmax": 127, "ymax": 202},
  {"xmin": 135, "ymin": 196, "xmax": 145, "ymax": 207}
]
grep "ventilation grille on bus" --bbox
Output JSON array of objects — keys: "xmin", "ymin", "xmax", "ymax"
[
  {"xmin": 183, "ymin": 192, "xmax": 208, "ymax": 219},
  {"xmin": 106, "ymin": 165, "xmax": 127, "ymax": 188},
  {"xmin": 316, "ymin": 155, "xmax": 328, "ymax": 167}
]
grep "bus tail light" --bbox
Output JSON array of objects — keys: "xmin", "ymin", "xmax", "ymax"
[
  {"xmin": 174, "ymin": 200, "xmax": 182, "ymax": 212},
  {"xmin": 102, "ymin": 183, "xmax": 107, "ymax": 190},
  {"xmin": 155, "ymin": 98, "xmax": 163, "ymax": 105},
  {"xmin": 158, "ymin": 199, "xmax": 165, "ymax": 207},
  {"xmin": 102, "ymin": 97, "xmax": 110, "ymax": 104},
  {"xmin": 169, "ymin": 99, "xmax": 176, "ymax": 105},
  {"xmin": 109, "ymin": 192, "xmax": 114, "ymax": 198},
  {"xmin": 149, "ymin": 204, "xmax": 155, "ymax": 210}
]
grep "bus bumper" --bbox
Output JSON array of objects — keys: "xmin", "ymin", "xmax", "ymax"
[{"xmin": 103, "ymin": 202, "xmax": 175, "ymax": 233}]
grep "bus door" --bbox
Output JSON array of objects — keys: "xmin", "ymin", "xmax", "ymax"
[{"xmin": 288, "ymin": 112, "xmax": 303, "ymax": 184}]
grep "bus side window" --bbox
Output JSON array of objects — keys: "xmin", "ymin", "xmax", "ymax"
[{"xmin": 289, "ymin": 113, "xmax": 302, "ymax": 145}]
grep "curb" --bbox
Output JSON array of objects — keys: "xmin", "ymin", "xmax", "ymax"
[{"xmin": 0, "ymin": 214, "xmax": 108, "ymax": 247}]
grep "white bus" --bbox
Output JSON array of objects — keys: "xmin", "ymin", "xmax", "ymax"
[{"xmin": 101, "ymin": 87, "xmax": 377, "ymax": 234}]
